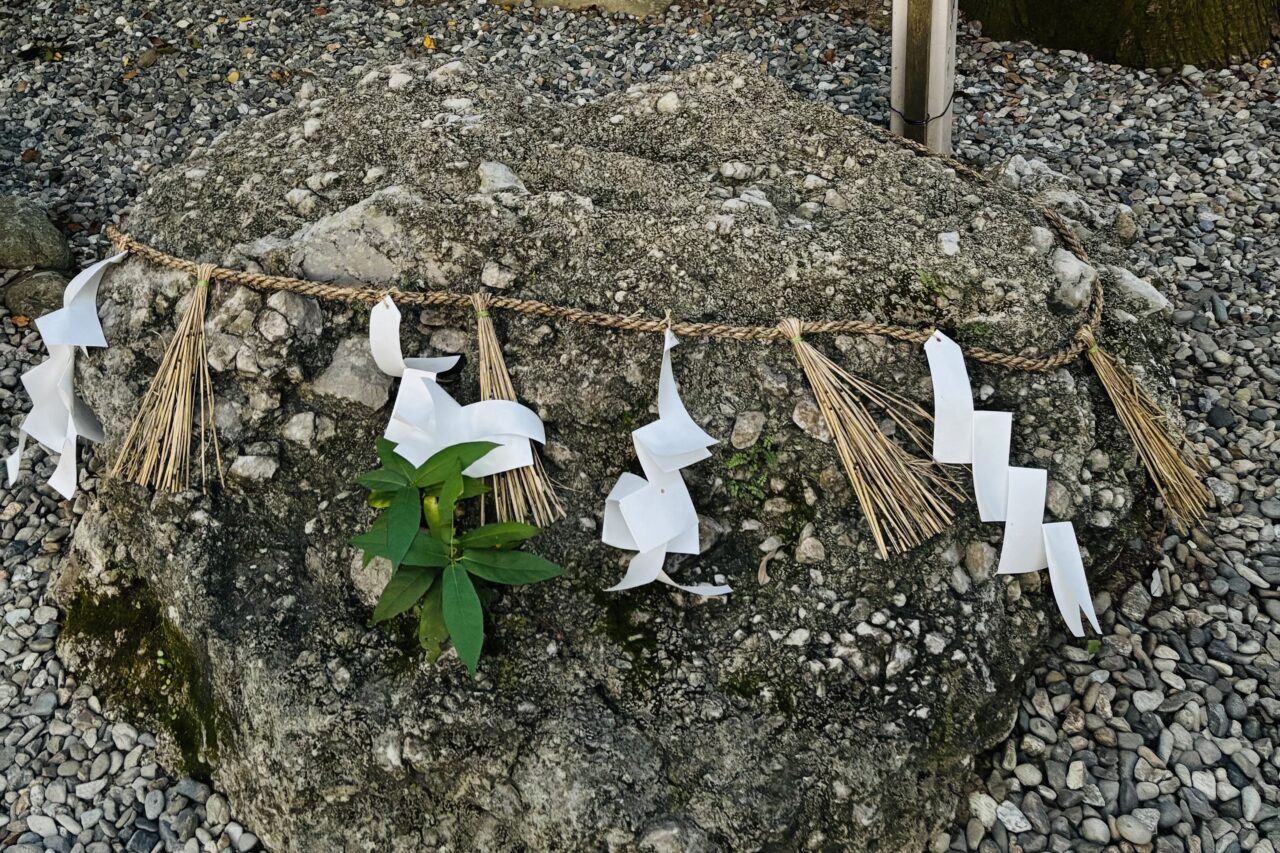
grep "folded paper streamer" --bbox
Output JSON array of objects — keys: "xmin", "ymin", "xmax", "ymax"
[
  {"xmin": 923, "ymin": 331, "xmax": 974, "ymax": 464},
  {"xmin": 369, "ymin": 296, "xmax": 546, "ymax": 477},
  {"xmin": 925, "ymin": 329, "xmax": 1098, "ymax": 636},
  {"xmin": 997, "ymin": 467, "xmax": 1049, "ymax": 575},
  {"xmin": 971, "ymin": 410, "xmax": 1012, "ymax": 522},
  {"xmin": 5, "ymin": 252, "xmax": 125, "ymax": 498},
  {"xmin": 1044, "ymin": 521, "xmax": 1101, "ymax": 636},
  {"xmin": 602, "ymin": 331, "xmax": 730, "ymax": 596}
]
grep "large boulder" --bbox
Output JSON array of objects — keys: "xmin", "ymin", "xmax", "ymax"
[{"xmin": 55, "ymin": 59, "xmax": 1169, "ymax": 850}]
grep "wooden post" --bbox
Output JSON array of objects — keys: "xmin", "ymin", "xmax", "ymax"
[{"xmin": 891, "ymin": 0, "xmax": 957, "ymax": 155}]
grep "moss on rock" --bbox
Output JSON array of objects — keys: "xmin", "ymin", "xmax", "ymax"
[{"xmin": 62, "ymin": 579, "xmax": 224, "ymax": 778}]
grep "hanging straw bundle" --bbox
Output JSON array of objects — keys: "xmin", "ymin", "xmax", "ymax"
[
  {"xmin": 471, "ymin": 292, "xmax": 564, "ymax": 526},
  {"xmin": 1080, "ymin": 327, "xmax": 1211, "ymax": 529},
  {"xmin": 780, "ymin": 319, "xmax": 958, "ymax": 558},
  {"xmin": 110, "ymin": 262, "xmax": 224, "ymax": 492}
]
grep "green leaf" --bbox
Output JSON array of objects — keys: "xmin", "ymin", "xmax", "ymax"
[
  {"xmin": 458, "ymin": 522, "xmax": 540, "ymax": 550},
  {"xmin": 376, "ymin": 437, "xmax": 418, "ymax": 482},
  {"xmin": 366, "ymin": 489, "xmax": 394, "ymax": 509},
  {"xmin": 371, "ymin": 565, "xmax": 438, "ymax": 624},
  {"xmin": 430, "ymin": 466, "xmax": 464, "ymax": 543},
  {"xmin": 421, "ymin": 495, "xmax": 441, "ymax": 536},
  {"xmin": 441, "ymin": 565, "xmax": 484, "ymax": 674},
  {"xmin": 461, "ymin": 549, "xmax": 563, "ymax": 585},
  {"xmin": 351, "ymin": 514, "xmax": 394, "ymax": 566},
  {"xmin": 424, "ymin": 478, "xmax": 489, "ymax": 499},
  {"xmin": 355, "ymin": 468, "xmax": 409, "ymax": 490},
  {"xmin": 384, "ymin": 486, "xmax": 423, "ymax": 568},
  {"xmin": 460, "ymin": 477, "xmax": 490, "ymax": 499},
  {"xmin": 412, "ymin": 441, "xmax": 498, "ymax": 488},
  {"xmin": 417, "ymin": 577, "xmax": 449, "ymax": 663},
  {"xmin": 403, "ymin": 531, "xmax": 449, "ymax": 567}
]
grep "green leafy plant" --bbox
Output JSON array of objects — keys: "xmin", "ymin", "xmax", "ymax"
[
  {"xmin": 917, "ymin": 268, "xmax": 946, "ymax": 297},
  {"xmin": 955, "ymin": 321, "xmax": 994, "ymax": 341},
  {"xmin": 351, "ymin": 439, "xmax": 563, "ymax": 674},
  {"xmin": 724, "ymin": 436, "xmax": 778, "ymax": 500}
]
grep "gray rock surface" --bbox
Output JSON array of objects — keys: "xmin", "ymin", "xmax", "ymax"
[
  {"xmin": 2, "ymin": 268, "xmax": 68, "ymax": 318},
  {"xmin": 49, "ymin": 58, "xmax": 1165, "ymax": 851},
  {"xmin": 0, "ymin": 197, "xmax": 72, "ymax": 271}
]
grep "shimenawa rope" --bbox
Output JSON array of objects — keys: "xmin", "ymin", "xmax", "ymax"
[
  {"xmin": 99, "ymin": 140, "xmax": 1209, "ymax": 545},
  {"xmin": 106, "ymin": 225, "xmax": 1094, "ymax": 373}
]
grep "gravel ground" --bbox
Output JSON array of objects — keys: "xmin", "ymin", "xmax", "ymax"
[{"xmin": 2, "ymin": 2, "xmax": 1279, "ymax": 851}]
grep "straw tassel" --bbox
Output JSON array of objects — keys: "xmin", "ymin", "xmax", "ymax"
[
  {"xmin": 471, "ymin": 292, "xmax": 564, "ymax": 526},
  {"xmin": 780, "ymin": 319, "xmax": 958, "ymax": 558},
  {"xmin": 111, "ymin": 262, "xmax": 224, "ymax": 492},
  {"xmin": 1081, "ymin": 328, "xmax": 1211, "ymax": 529}
]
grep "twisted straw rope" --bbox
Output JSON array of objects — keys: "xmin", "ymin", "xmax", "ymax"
[
  {"xmin": 101, "ymin": 131, "xmax": 1102, "ymax": 374},
  {"xmin": 106, "ymin": 222, "xmax": 1101, "ymax": 373}
]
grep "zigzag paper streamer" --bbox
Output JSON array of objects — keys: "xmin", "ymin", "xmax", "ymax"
[
  {"xmin": 368, "ymin": 296, "xmax": 545, "ymax": 477},
  {"xmin": 6, "ymin": 252, "xmax": 125, "ymax": 498},
  {"xmin": 601, "ymin": 330, "xmax": 730, "ymax": 596},
  {"xmin": 997, "ymin": 467, "xmax": 1049, "ymax": 575},
  {"xmin": 924, "ymin": 329, "xmax": 1098, "ymax": 636},
  {"xmin": 923, "ymin": 331, "xmax": 974, "ymax": 463},
  {"xmin": 971, "ymin": 410, "xmax": 1012, "ymax": 522},
  {"xmin": 1044, "ymin": 521, "xmax": 1101, "ymax": 636}
]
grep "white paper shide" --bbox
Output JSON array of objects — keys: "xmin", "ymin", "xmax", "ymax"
[
  {"xmin": 971, "ymin": 410, "xmax": 1013, "ymax": 522},
  {"xmin": 601, "ymin": 331, "xmax": 730, "ymax": 596},
  {"xmin": 1044, "ymin": 521, "xmax": 1101, "ymax": 636},
  {"xmin": 369, "ymin": 296, "xmax": 546, "ymax": 477},
  {"xmin": 923, "ymin": 330, "xmax": 974, "ymax": 464},
  {"xmin": 6, "ymin": 252, "xmax": 126, "ymax": 498},
  {"xmin": 996, "ymin": 467, "xmax": 1049, "ymax": 576},
  {"xmin": 924, "ymin": 329, "xmax": 1099, "ymax": 637}
]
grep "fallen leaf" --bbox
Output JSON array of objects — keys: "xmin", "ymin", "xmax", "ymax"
[
  {"xmin": 270, "ymin": 69, "xmax": 290, "ymax": 81},
  {"xmin": 13, "ymin": 316, "xmax": 30, "ymax": 328},
  {"xmin": 21, "ymin": 148, "xmax": 38, "ymax": 162},
  {"xmin": 822, "ymin": 48, "xmax": 835, "ymax": 63},
  {"xmin": 238, "ymin": 15, "xmax": 252, "ymax": 22},
  {"xmin": 227, "ymin": 69, "xmax": 240, "ymax": 83},
  {"xmin": 123, "ymin": 70, "xmax": 139, "ymax": 81},
  {"xmin": 312, "ymin": 5, "xmax": 328, "ymax": 14},
  {"xmin": 422, "ymin": 35, "xmax": 436, "ymax": 50},
  {"xmin": 1261, "ymin": 57, "xmax": 1274, "ymax": 69}
]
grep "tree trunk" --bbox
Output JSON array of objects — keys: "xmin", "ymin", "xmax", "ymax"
[{"xmin": 960, "ymin": 0, "xmax": 1279, "ymax": 68}]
